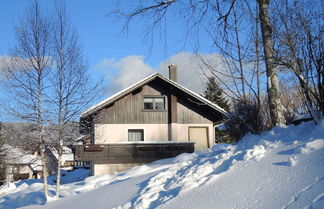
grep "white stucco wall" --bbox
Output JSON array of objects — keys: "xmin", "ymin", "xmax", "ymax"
[
  {"xmin": 95, "ymin": 124, "xmax": 169, "ymax": 143},
  {"xmin": 94, "ymin": 123, "xmax": 214, "ymax": 147},
  {"xmin": 93, "ymin": 163, "xmax": 146, "ymax": 175},
  {"xmin": 92, "ymin": 123, "xmax": 214, "ymax": 176},
  {"xmin": 6, "ymin": 165, "xmax": 34, "ymax": 182}
]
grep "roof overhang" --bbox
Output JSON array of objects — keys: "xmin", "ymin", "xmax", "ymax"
[{"xmin": 80, "ymin": 73, "xmax": 227, "ymax": 119}]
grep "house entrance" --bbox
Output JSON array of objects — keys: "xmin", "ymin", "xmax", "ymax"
[{"xmin": 188, "ymin": 127, "xmax": 209, "ymax": 151}]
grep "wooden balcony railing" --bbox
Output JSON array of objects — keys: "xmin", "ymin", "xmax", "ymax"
[{"xmin": 74, "ymin": 142, "xmax": 195, "ymax": 162}]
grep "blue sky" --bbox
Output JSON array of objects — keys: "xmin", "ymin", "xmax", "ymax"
[
  {"xmin": 0, "ymin": 0, "xmax": 269, "ymax": 121},
  {"xmin": 2, "ymin": 0, "xmax": 264, "ymax": 102},
  {"xmin": 0, "ymin": 0, "xmax": 218, "ymax": 97},
  {"xmin": 0, "ymin": 0, "xmax": 192, "ymax": 68}
]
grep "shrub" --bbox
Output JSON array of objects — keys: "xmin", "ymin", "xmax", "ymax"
[{"xmin": 225, "ymin": 100, "xmax": 264, "ymax": 140}]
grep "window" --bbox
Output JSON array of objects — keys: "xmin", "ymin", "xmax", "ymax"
[
  {"xmin": 128, "ymin": 129, "xmax": 144, "ymax": 141},
  {"xmin": 144, "ymin": 96, "xmax": 165, "ymax": 110}
]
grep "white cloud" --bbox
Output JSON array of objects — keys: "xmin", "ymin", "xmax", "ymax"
[
  {"xmin": 0, "ymin": 55, "xmax": 53, "ymax": 80},
  {"xmin": 158, "ymin": 52, "xmax": 225, "ymax": 93},
  {"xmin": 0, "ymin": 56, "xmax": 20, "ymax": 80},
  {"xmin": 94, "ymin": 52, "xmax": 227, "ymax": 96},
  {"xmin": 94, "ymin": 55, "xmax": 154, "ymax": 95}
]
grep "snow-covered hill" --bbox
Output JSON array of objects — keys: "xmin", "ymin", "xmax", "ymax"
[{"xmin": 1, "ymin": 120, "xmax": 324, "ymax": 209}]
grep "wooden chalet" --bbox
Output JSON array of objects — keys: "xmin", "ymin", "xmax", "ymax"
[{"xmin": 75, "ymin": 65, "xmax": 227, "ymax": 175}]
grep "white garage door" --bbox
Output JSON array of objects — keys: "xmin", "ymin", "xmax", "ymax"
[{"xmin": 189, "ymin": 127, "xmax": 209, "ymax": 151}]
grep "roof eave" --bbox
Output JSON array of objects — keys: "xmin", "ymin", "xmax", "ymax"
[
  {"xmin": 80, "ymin": 73, "xmax": 227, "ymax": 118},
  {"xmin": 80, "ymin": 73, "xmax": 159, "ymax": 118}
]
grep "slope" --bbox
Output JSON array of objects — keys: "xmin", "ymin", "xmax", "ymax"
[{"xmin": 0, "ymin": 120, "xmax": 323, "ymax": 209}]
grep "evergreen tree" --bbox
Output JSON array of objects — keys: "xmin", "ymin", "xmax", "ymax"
[{"xmin": 203, "ymin": 77, "xmax": 230, "ymax": 111}]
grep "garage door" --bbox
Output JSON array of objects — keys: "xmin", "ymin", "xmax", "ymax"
[{"xmin": 189, "ymin": 127, "xmax": 209, "ymax": 151}]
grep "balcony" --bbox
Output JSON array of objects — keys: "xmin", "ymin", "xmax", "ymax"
[{"xmin": 74, "ymin": 142, "xmax": 195, "ymax": 162}]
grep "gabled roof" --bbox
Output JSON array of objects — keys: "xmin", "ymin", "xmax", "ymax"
[
  {"xmin": 48, "ymin": 146, "xmax": 74, "ymax": 165},
  {"xmin": 81, "ymin": 73, "xmax": 227, "ymax": 118},
  {"xmin": 4, "ymin": 144, "xmax": 43, "ymax": 171}
]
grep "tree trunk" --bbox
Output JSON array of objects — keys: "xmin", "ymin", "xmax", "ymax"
[
  {"xmin": 37, "ymin": 61, "xmax": 49, "ymax": 200},
  {"xmin": 257, "ymin": 0, "xmax": 285, "ymax": 126},
  {"xmin": 56, "ymin": 139, "xmax": 63, "ymax": 199},
  {"xmin": 40, "ymin": 143, "xmax": 49, "ymax": 200},
  {"xmin": 255, "ymin": 2, "xmax": 261, "ymax": 133}
]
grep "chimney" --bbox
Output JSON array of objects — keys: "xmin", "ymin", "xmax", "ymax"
[
  {"xmin": 168, "ymin": 64, "xmax": 177, "ymax": 82},
  {"xmin": 167, "ymin": 64, "xmax": 177, "ymax": 141}
]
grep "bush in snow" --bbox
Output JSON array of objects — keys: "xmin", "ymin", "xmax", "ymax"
[
  {"xmin": 215, "ymin": 129, "xmax": 236, "ymax": 144},
  {"xmin": 225, "ymin": 100, "xmax": 266, "ymax": 140}
]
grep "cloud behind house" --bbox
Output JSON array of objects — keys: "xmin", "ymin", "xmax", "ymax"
[{"xmin": 94, "ymin": 52, "xmax": 226, "ymax": 96}]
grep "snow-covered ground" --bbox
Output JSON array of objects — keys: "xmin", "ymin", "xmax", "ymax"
[{"xmin": 1, "ymin": 120, "xmax": 323, "ymax": 209}]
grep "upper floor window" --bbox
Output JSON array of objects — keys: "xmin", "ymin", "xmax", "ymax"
[{"xmin": 144, "ymin": 96, "xmax": 165, "ymax": 110}]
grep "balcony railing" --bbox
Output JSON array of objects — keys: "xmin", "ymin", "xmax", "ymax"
[{"xmin": 75, "ymin": 142, "xmax": 195, "ymax": 162}]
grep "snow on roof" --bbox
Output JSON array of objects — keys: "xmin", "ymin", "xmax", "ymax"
[
  {"xmin": 48, "ymin": 146, "xmax": 74, "ymax": 165},
  {"xmin": 4, "ymin": 144, "xmax": 36, "ymax": 164},
  {"xmin": 215, "ymin": 123, "xmax": 227, "ymax": 131},
  {"xmin": 81, "ymin": 73, "xmax": 227, "ymax": 118},
  {"xmin": 29, "ymin": 158, "xmax": 43, "ymax": 172},
  {"xmin": 74, "ymin": 134, "xmax": 89, "ymax": 143},
  {"xmin": 3, "ymin": 144, "xmax": 43, "ymax": 171}
]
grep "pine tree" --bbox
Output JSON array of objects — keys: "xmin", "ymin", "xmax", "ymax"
[{"xmin": 203, "ymin": 77, "xmax": 230, "ymax": 111}]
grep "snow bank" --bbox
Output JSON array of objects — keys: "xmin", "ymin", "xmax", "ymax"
[
  {"xmin": 0, "ymin": 169, "xmax": 90, "ymax": 208},
  {"xmin": 243, "ymin": 144, "xmax": 267, "ymax": 161},
  {"xmin": 0, "ymin": 183, "xmax": 17, "ymax": 196},
  {"xmin": 300, "ymin": 139, "xmax": 324, "ymax": 154}
]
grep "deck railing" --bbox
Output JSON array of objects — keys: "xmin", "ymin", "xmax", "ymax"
[{"xmin": 74, "ymin": 142, "xmax": 195, "ymax": 162}]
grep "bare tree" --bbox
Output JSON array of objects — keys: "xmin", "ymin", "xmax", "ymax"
[
  {"xmin": 271, "ymin": 0, "xmax": 323, "ymax": 123},
  {"xmin": 0, "ymin": 122, "xmax": 7, "ymax": 185},
  {"xmin": 279, "ymin": 76, "xmax": 307, "ymax": 123},
  {"xmin": 1, "ymin": 0, "xmax": 52, "ymax": 200},
  {"xmin": 110, "ymin": 0, "xmax": 286, "ymax": 126},
  {"xmin": 199, "ymin": 2, "xmax": 260, "ymax": 104},
  {"xmin": 257, "ymin": 0, "xmax": 285, "ymax": 125},
  {"xmin": 50, "ymin": 1, "xmax": 102, "ymax": 199},
  {"xmin": 1, "ymin": 0, "xmax": 101, "ymax": 199}
]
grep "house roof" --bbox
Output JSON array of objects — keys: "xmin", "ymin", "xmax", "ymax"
[
  {"xmin": 81, "ymin": 73, "xmax": 227, "ymax": 118},
  {"xmin": 73, "ymin": 134, "xmax": 90, "ymax": 145},
  {"xmin": 4, "ymin": 144, "xmax": 43, "ymax": 171},
  {"xmin": 48, "ymin": 146, "xmax": 74, "ymax": 166}
]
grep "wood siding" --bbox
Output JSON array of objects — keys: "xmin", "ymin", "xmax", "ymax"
[
  {"xmin": 177, "ymin": 98, "xmax": 212, "ymax": 124},
  {"xmin": 95, "ymin": 82, "xmax": 168, "ymax": 124},
  {"xmin": 92, "ymin": 79, "xmax": 220, "ymax": 125}
]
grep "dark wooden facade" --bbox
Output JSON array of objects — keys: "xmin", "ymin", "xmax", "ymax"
[
  {"xmin": 82, "ymin": 78, "xmax": 223, "ymax": 130},
  {"xmin": 95, "ymin": 81, "xmax": 169, "ymax": 124}
]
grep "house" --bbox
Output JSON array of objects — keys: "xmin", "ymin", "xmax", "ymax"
[
  {"xmin": 73, "ymin": 135, "xmax": 91, "ymax": 168},
  {"xmin": 73, "ymin": 134, "xmax": 90, "ymax": 145},
  {"xmin": 75, "ymin": 65, "xmax": 227, "ymax": 175},
  {"xmin": 3, "ymin": 145, "xmax": 43, "ymax": 183},
  {"xmin": 45, "ymin": 146, "xmax": 74, "ymax": 172}
]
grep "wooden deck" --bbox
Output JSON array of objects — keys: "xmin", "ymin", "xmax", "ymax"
[{"xmin": 75, "ymin": 142, "xmax": 195, "ymax": 162}]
